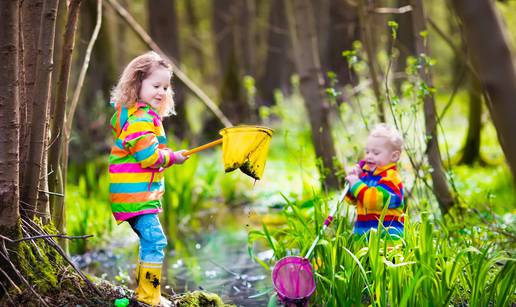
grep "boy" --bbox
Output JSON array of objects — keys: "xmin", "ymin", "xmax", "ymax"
[{"xmin": 345, "ymin": 123, "xmax": 405, "ymax": 238}]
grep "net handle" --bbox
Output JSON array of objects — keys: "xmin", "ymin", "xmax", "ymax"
[
  {"xmin": 183, "ymin": 138, "xmax": 222, "ymax": 156},
  {"xmin": 304, "ymin": 183, "xmax": 350, "ymax": 259}
]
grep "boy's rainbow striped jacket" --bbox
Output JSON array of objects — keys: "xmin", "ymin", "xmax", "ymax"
[
  {"xmin": 108, "ymin": 102, "xmax": 175, "ymax": 223},
  {"xmin": 346, "ymin": 162, "xmax": 405, "ymax": 236}
]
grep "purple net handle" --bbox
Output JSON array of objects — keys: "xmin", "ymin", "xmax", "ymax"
[{"xmin": 304, "ymin": 183, "xmax": 350, "ymax": 259}]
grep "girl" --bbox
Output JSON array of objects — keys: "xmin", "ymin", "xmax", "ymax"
[{"xmin": 108, "ymin": 51, "xmax": 189, "ymax": 306}]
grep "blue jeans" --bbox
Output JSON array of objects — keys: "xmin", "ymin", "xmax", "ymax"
[{"xmin": 128, "ymin": 213, "xmax": 167, "ymax": 263}]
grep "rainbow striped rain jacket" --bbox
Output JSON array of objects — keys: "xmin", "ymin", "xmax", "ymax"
[
  {"xmin": 346, "ymin": 162, "xmax": 405, "ymax": 237},
  {"xmin": 109, "ymin": 102, "xmax": 175, "ymax": 223}
]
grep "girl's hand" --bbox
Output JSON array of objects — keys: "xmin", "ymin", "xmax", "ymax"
[{"xmin": 173, "ymin": 150, "xmax": 190, "ymax": 164}]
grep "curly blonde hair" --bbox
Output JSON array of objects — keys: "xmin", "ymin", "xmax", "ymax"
[
  {"xmin": 111, "ymin": 51, "xmax": 175, "ymax": 117},
  {"xmin": 369, "ymin": 123, "xmax": 404, "ymax": 152}
]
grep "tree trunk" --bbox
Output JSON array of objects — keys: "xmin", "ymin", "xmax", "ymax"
[
  {"xmin": 19, "ymin": 0, "xmax": 44, "ymax": 204},
  {"xmin": 205, "ymin": 0, "xmax": 250, "ymax": 136},
  {"xmin": 358, "ymin": 0, "xmax": 385, "ymax": 122},
  {"xmin": 21, "ymin": 0, "xmax": 59, "ymax": 214},
  {"xmin": 325, "ymin": 0, "xmax": 359, "ymax": 87},
  {"xmin": 70, "ymin": 0, "xmax": 114, "ymax": 166},
  {"xmin": 184, "ymin": 1, "xmax": 205, "ymax": 73},
  {"xmin": 459, "ymin": 76, "xmax": 483, "ymax": 165},
  {"xmin": 0, "ymin": 0, "xmax": 21, "ymax": 224},
  {"xmin": 286, "ymin": 0, "xmax": 340, "ymax": 190},
  {"xmin": 410, "ymin": 0, "xmax": 455, "ymax": 215},
  {"xmin": 148, "ymin": 0, "xmax": 187, "ymax": 140},
  {"xmin": 393, "ymin": 0, "xmax": 415, "ymax": 94},
  {"xmin": 235, "ymin": 0, "xmax": 256, "ymax": 77},
  {"xmin": 47, "ymin": 0, "xmax": 81, "ymax": 250},
  {"xmin": 450, "ymin": 0, "xmax": 516, "ymax": 182},
  {"xmin": 257, "ymin": 0, "xmax": 293, "ymax": 107}
]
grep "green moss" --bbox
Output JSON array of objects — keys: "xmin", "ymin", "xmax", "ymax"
[{"xmin": 172, "ymin": 290, "xmax": 234, "ymax": 307}]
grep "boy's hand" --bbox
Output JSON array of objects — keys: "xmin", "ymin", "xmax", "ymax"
[
  {"xmin": 173, "ymin": 150, "xmax": 190, "ymax": 164},
  {"xmin": 352, "ymin": 164, "xmax": 363, "ymax": 176},
  {"xmin": 345, "ymin": 174, "xmax": 359, "ymax": 186},
  {"xmin": 346, "ymin": 164, "xmax": 362, "ymax": 176}
]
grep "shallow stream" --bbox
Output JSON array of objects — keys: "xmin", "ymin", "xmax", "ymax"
[{"xmin": 73, "ymin": 205, "xmax": 275, "ymax": 306}]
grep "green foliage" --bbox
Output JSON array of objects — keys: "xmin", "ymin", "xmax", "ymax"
[
  {"xmin": 249, "ymin": 196, "xmax": 516, "ymax": 306},
  {"xmin": 66, "ymin": 163, "xmax": 113, "ymax": 254}
]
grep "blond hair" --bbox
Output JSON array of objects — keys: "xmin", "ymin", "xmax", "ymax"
[
  {"xmin": 111, "ymin": 51, "xmax": 175, "ymax": 117},
  {"xmin": 369, "ymin": 123, "xmax": 404, "ymax": 152}
]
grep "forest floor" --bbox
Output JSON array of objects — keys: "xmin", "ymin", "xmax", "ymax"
[{"xmin": 1, "ymin": 269, "xmax": 234, "ymax": 307}]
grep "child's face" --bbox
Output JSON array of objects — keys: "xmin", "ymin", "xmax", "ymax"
[
  {"xmin": 139, "ymin": 67, "xmax": 172, "ymax": 111},
  {"xmin": 364, "ymin": 136, "xmax": 400, "ymax": 170}
]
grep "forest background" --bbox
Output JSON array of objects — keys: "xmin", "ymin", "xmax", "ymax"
[{"xmin": 0, "ymin": 0, "xmax": 515, "ymax": 306}]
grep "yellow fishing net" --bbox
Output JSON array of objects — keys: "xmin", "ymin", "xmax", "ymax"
[{"xmin": 219, "ymin": 126, "xmax": 273, "ymax": 180}]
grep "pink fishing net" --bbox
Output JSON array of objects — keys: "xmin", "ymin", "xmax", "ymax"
[{"xmin": 272, "ymin": 256, "xmax": 316, "ymax": 306}]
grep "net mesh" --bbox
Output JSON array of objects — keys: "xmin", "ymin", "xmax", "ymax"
[{"xmin": 272, "ymin": 256, "xmax": 316, "ymax": 305}]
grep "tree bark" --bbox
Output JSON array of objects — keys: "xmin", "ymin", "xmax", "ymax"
[
  {"xmin": 286, "ymin": 0, "xmax": 340, "ymax": 190},
  {"xmin": 0, "ymin": 0, "xmax": 21, "ymax": 225},
  {"xmin": 19, "ymin": 0, "xmax": 44, "ymax": 203},
  {"xmin": 450, "ymin": 0, "xmax": 516, "ymax": 181},
  {"xmin": 410, "ymin": 0, "xmax": 455, "ymax": 215},
  {"xmin": 21, "ymin": 0, "xmax": 59, "ymax": 213}
]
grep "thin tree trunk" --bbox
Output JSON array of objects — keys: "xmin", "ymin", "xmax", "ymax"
[
  {"xmin": 236, "ymin": 0, "xmax": 256, "ymax": 77},
  {"xmin": 325, "ymin": 0, "xmax": 359, "ymax": 87},
  {"xmin": 451, "ymin": 0, "xmax": 516, "ymax": 182},
  {"xmin": 411, "ymin": 0, "xmax": 455, "ymax": 215},
  {"xmin": 286, "ymin": 0, "xmax": 340, "ymax": 190},
  {"xmin": 257, "ymin": 0, "xmax": 292, "ymax": 107},
  {"xmin": 358, "ymin": 0, "xmax": 385, "ymax": 122},
  {"xmin": 148, "ymin": 0, "xmax": 187, "ymax": 140},
  {"xmin": 21, "ymin": 0, "xmax": 60, "ymax": 214},
  {"xmin": 459, "ymin": 76, "xmax": 482, "ymax": 165},
  {"xmin": 209, "ymin": 0, "xmax": 250, "ymax": 129},
  {"xmin": 0, "ymin": 0, "xmax": 21, "ymax": 223},
  {"xmin": 47, "ymin": 1, "xmax": 81, "ymax": 250},
  {"xmin": 184, "ymin": 1, "xmax": 205, "ymax": 73},
  {"xmin": 393, "ymin": 0, "xmax": 415, "ymax": 94}
]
